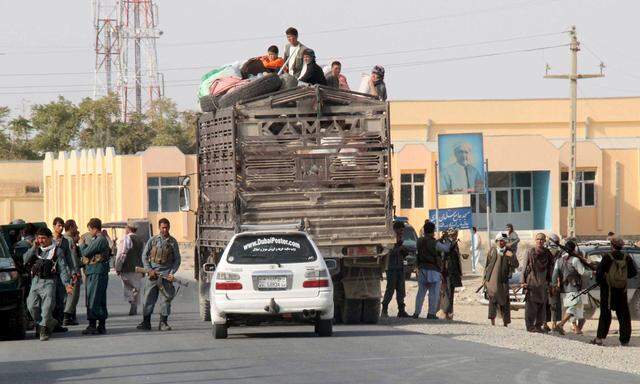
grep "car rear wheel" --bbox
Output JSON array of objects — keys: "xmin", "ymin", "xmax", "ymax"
[
  {"xmin": 6, "ymin": 301, "xmax": 26, "ymax": 340},
  {"xmin": 213, "ymin": 323, "xmax": 228, "ymax": 339},
  {"xmin": 315, "ymin": 319, "xmax": 333, "ymax": 337}
]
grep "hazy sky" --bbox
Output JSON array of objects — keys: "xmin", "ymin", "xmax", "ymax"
[{"xmin": 1, "ymin": 0, "xmax": 639, "ymax": 116}]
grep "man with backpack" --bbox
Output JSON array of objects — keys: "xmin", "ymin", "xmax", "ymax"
[
  {"xmin": 592, "ymin": 237, "xmax": 637, "ymax": 346},
  {"xmin": 551, "ymin": 240, "xmax": 592, "ymax": 335}
]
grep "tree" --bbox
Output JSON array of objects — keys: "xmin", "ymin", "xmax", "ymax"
[
  {"xmin": 147, "ymin": 98, "xmax": 194, "ymax": 153},
  {"xmin": 30, "ymin": 97, "xmax": 80, "ymax": 154},
  {"xmin": 77, "ymin": 93, "xmax": 120, "ymax": 149},
  {"xmin": 113, "ymin": 112, "xmax": 154, "ymax": 154},
  {"xmin": 0, "ymin": 107, "xmax": 38, "ymax": 160}
]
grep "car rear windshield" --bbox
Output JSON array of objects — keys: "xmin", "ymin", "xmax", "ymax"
[{"xmin": 227, "ymin": 234, "xmax": 317, "ymax": 264}]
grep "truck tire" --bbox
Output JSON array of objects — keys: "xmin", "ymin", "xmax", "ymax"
[
  {"xmin": 315, "ymin": 319, "xmax": 333, "ymax": 337},
  {"xmin": 279, "ymin": 74, "xmax": 298, "ymax": 91},
  {"xmin": 198, "ymin": 277, "xmax": 211, "ymax": 322},
  {"xmin": 341, "ymin": 299, "xmax": 362, "ymax": 324},
  {"xmin": 199, "ymin": 94, "xmax": 219, "ymax": 113},
  {"xmin": 218, "ymin": 74, "xmax": 282, "ymax": 108},
  {"xmin": 213, "ymin": 323, "xmax": 228, "ymax": 339},
  {"xmin": 631, "ymin": 291, "xmax": 640, "ymax": 319},
  {"xmin": 199, "ymin": 297, "xmax": 211, "ymax": 322},
  {"xmin": 361, "ymin": 299, "xmax": 380, "ymax": 324},
  {"xmin": 7, "ymin": 302, "xmax": 26, "ymax": 340}
]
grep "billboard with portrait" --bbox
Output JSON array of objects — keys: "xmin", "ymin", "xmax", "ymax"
[{"xmin": 438, "ymin": 133, "xmax": 485, "ymax": 195}]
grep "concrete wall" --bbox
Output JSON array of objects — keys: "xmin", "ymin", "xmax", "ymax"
[
  {"xmin": 43, "ymin": 147, "xmax": 197, "ymax": 243},
  {"xmin": 0, "ymin": 161, "xmax": 44, "ymax": 223}
]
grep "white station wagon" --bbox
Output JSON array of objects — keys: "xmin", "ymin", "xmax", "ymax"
[{"xmin": 205, "ymin": 230, "xmax": 334, "ymax": 339}]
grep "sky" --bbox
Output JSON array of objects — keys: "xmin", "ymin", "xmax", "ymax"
[{"xmin": 1, "ymin": 0, "xmax": 639, "ymax": 116}]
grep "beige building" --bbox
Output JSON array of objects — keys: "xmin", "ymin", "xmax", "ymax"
[
  {"xmin": 0, "ymin": 160, "xmax": 44, "ymax": 223},
  {"xmin": 390, "ymin": 97, "xmax": 640, "ymax": 239},
  {"xmin": 43, "ymin": 146, "xmax": 197, "ymax": 243}
]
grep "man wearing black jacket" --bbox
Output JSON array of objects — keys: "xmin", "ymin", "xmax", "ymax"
[
  {"xmin": 413, "ymin": 220, "xmax": 451, "ymax": 319},
  {"xmin": 381, "ymin": 221, "xmax": 410, "ymax": 318},
  {"xmin": 592, "ymin": 237, "xmax": 638, "ymax": 346},
  {"xmin": 298, "ymin": 49, "xmax": 327, "ymax": 86}
]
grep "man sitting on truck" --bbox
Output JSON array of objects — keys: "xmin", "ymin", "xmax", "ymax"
[
  {"xmin": 281, "ymin": 27, "xmax": 307, "ymax": 78},
  {"xmin": 325, "ymin": 61, "xmax": 350, "ymax": 90},
  {"xmin": 369, "ymin": 65, "xmax": 387, "ymax": 101}
]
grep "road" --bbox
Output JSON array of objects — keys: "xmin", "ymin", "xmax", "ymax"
[{"xmin": 1, "ymin": 273, "xmax": 637, "ymax": 384}]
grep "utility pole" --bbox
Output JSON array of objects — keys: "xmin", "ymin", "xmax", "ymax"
[{"xmin": 545, "ymin": 26, "xmax": 604, "ymax": 238}]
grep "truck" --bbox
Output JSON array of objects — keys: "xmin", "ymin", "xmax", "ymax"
[{"xmin": 180, "ymin": 84, "xmax": 394, "ymax": 325}]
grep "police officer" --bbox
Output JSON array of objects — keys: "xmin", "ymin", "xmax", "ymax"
[
  {"xmin": 79, "ymin": 218, "xmax": 112, "ymax": 335},
  {"xmin": 23, "ymin": 227, "xmax": 72, "ymax": 341},
  {"xmin": 137, "ymin": 218, "xmax": 181, "ymax": 331}
]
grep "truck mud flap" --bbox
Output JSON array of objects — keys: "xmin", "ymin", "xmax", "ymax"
[{"xmin": 342, "ymin": 278, "xmax": 381, "ymax": 299}]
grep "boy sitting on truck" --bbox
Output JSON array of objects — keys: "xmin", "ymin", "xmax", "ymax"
[{"xmin": 259, "ymin": 45, "xmax": 285, "ymax": 73}]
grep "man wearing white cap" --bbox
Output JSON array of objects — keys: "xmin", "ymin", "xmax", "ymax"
[{"xmin": 483, "ymin": 233, "xmax": 519, "ymax": 326}]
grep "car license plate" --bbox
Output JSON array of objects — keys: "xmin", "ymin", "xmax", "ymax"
[{"xmin": 257, "ymin": 276, "xmax": 287, "ymax": 290}]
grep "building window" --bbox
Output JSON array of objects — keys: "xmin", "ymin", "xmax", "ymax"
[
  {"xmin": 471, "ymin": 172, "xmax": 531, "ymax": 214},
  {"xmin": 561, "ymin": 171, "xmax": 595, "ymax": 207},
  {"xmin": 25, "ymin": 185, "xmax": 40, "ymax": 194},
  {"xmin": 400, "ymin": 173, "xmax": 425, "ymax": 209},
  {"xmin": 148, "ymin": 177, "xmax": 180, "ymax": 212}
]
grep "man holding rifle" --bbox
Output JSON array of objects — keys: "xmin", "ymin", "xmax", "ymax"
[
  {"xmin": 138, "ymin": 218, "xmax": 181, "ymax": 331},
  {"xmin": 551, "ymin": 240, "xmax": 593, "ymax": 335}
]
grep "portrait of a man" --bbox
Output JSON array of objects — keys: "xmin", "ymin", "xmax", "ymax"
[{"xmin": 438, "ymin": 134, "xmax": 485, "ymax": 194}]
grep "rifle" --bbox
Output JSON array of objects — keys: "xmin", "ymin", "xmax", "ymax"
[
  {"xmin": 571, "ymin": 282, "xmax": 599, "ymax": 301},
  {"xmin": 550, "ymin": 239, "xmax": 597, "ymax": 271},
  {"xmin": 135, "ymin": 267, "xmax": 189, "ymax": 287}
]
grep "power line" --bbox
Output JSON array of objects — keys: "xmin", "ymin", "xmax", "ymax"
[{"xmin": 1, "ymin": 0, "xmax": 560, "ymax": 55}]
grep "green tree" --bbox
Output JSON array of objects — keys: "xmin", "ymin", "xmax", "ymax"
[
  {"xmin": 147, "ymin": 98, "xmax": 194, "ymax": 153},
  {"xmin": 77, "ymin": 93, "xmax": 120, "ymax": 149},
  {"xmin": 0, "ymin": 107, "xmax": 38, "ymax": 160},
  {"xmin": 113, "ymin": 112, "xmax": 154, "ymax": 154},
  {"xmin": 0, "ymin": 106, "xmax": 12, "ymax": 159},
  {"xmin": 30, "ymin": 96, "xmax": 80, "ymax": 154}
]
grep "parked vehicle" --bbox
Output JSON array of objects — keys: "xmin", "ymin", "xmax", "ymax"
[
  {"xmin": 205, "ymin": 228, "xmax": 334, "ymax": 339},
  {"xmin": 180, "ymin": 85, "xmax": 394, "ymax": 326}
]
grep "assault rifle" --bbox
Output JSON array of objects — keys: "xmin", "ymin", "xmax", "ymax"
[
  {"xmin": 135, "ymin": 267, "xmax": 189, "ymax": 287},
  {"xmin": 570, "ymin": 282, "xmax": 599, "ymax": 302}
]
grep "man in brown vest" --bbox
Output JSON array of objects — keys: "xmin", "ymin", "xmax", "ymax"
[
  {"xmin": 523, "ymin": 233, "xmax": 554, "ymax": 332},
  {"xmin": 115, "ymin": 221, "xmax": 145, "ymax": 315}
]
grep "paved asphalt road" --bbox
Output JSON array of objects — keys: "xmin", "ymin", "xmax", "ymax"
[{"xmin": 1, "ymin": 273, "xmax": 638, "ymax": 384}]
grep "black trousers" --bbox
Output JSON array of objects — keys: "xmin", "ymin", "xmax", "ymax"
[
  {"xmin": 525, "ymin": 299, "xmax": 547, "ymax": 331},
  {"xmin": 382, "ymin": 269, "xmax": 406, "ymax": 312},
  {"xmin": 596, "ymin": 285, "xmax": 632, "ymax": 344},
  {"xmin": 441, "ymin": 279, "xmax": 455, "ymax": 315}
]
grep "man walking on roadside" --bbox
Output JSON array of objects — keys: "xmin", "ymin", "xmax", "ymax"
[
  {"xmin": 80, "ymin": 218, "xmax": 112, "ymax": 335},
  {"xmin": 24, "ymin": 227, "xmax": 73, "ymax": 341},
  {"xmin": 115, "ymin": 221, "xmax": 145, "ymax": 316},
  {"xmin": 381, "ymin": 221, "xmax": 410, "ymax": 318},
  {"xmin": 505, "ymin": 223, "xmax": 520, "ymax": 256},
  {"xmin": 413, "ymin": 220, "xmax": 451, "ymax": 319},
  {"xmin": 470, "ymin": 226, "xmax": 482, "ymax": 274},
  {"xmin": 441, "ymin": 229, "xmax": 463, "ymax": 321},
  {"xmin": 592, "ymin": 237, "xmax": 637, "ymax": 346},
  {"xmin": 484, "ymin": 233, "xmax": 519, "ymax": 327},
  {"xmin": 51, "ymin": 217, "xmax": 74, "ymax": 332},
  {"xmin": 545, "ymin": 233, "xmax": 564, "ymax": 333},
  {"xmin": 138, "ymin": 218, "xmax": 181, "ymax": 331},
  {"xmin": 523, "ymin": 233, "xmax": 554, "ymax": 333},
  {"xmin": 62, "ymin": 219, "xmax": 82, "ymax": 326}
]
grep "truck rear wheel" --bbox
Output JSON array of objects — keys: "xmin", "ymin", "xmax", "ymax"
[
  {"xmin": 315, "ymin": 319, "xmax": 333, "ymax": 337},
  {"xmin": 199, "ymin": 278, "xmax": 211, "ymax": 322},
  {"xmin": 361, "ymin": 299, "xmax": 380, "ymax": 324},
  {"xmin": 341, "ymin": 299, "xmax": 362, "ymax": 324}
]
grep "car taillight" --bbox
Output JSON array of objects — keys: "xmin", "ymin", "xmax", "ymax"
[
  {"xmin": 303, "ymin": 279, "xmax": 329, "ymax": 288},
  {"xmin": 215, "ymin": 282, "xmax": 243, "ymax": 290}
]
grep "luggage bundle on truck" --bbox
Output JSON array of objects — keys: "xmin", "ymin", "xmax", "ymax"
[{"xmin": 184, "ymin": 85, "xmax": 394, "ymax": 324}]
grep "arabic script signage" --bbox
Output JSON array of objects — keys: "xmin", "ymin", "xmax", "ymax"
[{"xmin": 428, "ymin": 207, "xmax": 473, "ymax": 230}]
